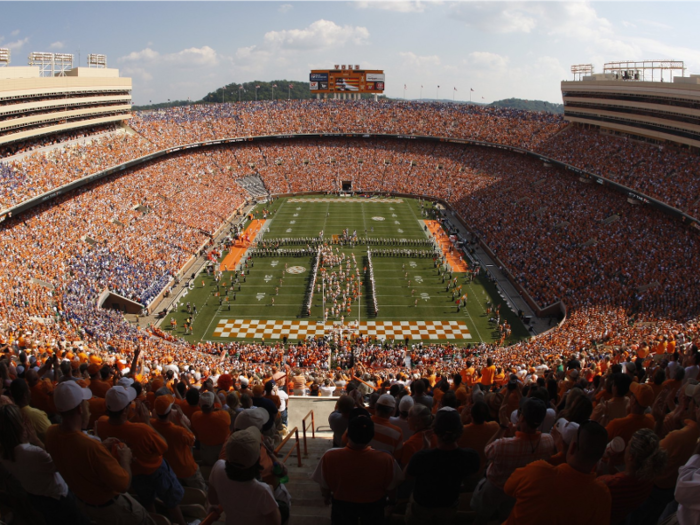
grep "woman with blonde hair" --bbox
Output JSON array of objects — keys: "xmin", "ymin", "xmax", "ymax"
[{"xmin": 598, "ymin": 428, "xmax": 667, "ymax": 524}]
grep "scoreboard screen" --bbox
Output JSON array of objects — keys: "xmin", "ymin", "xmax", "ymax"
[{"xmin": 310, "ymin": 68, "xmax": 384, "ymax": 94}]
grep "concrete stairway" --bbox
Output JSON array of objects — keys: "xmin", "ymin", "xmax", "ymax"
[{"xmin": 285, "ymin": 430, "xmax": 333, "ymax": 525}]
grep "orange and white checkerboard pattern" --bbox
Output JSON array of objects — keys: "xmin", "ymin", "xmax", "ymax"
[
  {"xmin": 212, "ymin": 319, "xmax": 471, "ymax": 340},
  {"xmin": 287, "ymin": 198, "xmax": 402, "ymax": 204}
]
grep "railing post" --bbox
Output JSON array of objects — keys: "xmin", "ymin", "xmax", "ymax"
[
  {"xmin": 303, "ymin": 419, "xmax": 308, "ymax": 456},
  {"xmin": 311, "ymin": 411, "xmax": 315, "ymax": 439},
  {"xmin": 295, "ymin": 428, "xmax": 302, "ymax": 467}
]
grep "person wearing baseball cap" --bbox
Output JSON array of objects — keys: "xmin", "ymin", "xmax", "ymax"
[
  {"xmin": 95, "ymin": 386, "xmax": 187, "ymax": 525},
  {"xmin": 405, "ymin": 408, "xmax": 480, "ymax": 524},
  {"xmin": 208, "ymin": 427, "xmax": 282, "ymax": 524},
  {"xmin": 313, "ymin": 410, "xmax": 403, "ymax": 524},
  {"xmin": 605, "ymin": 382, "xmax": 655, "ymax": 455},
  {"xmin": 504, "ymin": 420, "xmax": 611, "ymax": 525},
  {"xmin": 369, "ymin": 393, "xmax": 404, "ymax": 458},
  {"xmin": 470, "ymin": 397, "xmax": 556, "ymax": 523},
  {"xmin": 150, "ymin": 394, "xmax": 207, "ymax": 492},
  {"xmin": 45, "ymin": 382, "xmax": 152, "ymax": 525},
  {"xmin": 0, "ymin": 402, "xmax": 91, "ymax": 525},
  {"xmin": 191, "ymin": 390, "xmax": 231, "ymax": 466}
]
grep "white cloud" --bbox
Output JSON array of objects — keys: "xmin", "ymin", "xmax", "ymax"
[
  {"xmin": 355, "ymin": 1, "xmax": 434, "ymax": 14},
  {"xmin": 278, "ymin": 4, "xmax": 292, "ymax": 13},
  {"xmin": 466, "ymin": 51, "xmax": 510, "ymax": 71},
  {"xmin": 49, "ymin": 41, "xmax": 65, "ymax": 50},
  {"xmin": 263, "ymin": 19, "xmax": 369, "ymax": 50},
  {"xmin": 10, "ymin": 30, "xmax": 19, "ymax": 37},
  {"xmin": 452, "ymin": 2, "xmax": 537, "ymax": 34},
  {"xmin": 399, "ymin": 51, "xmax": 440, "ymax": 68},
  {"xmin": 6, "ymin": 37, "xmax": 29, "ymax": 51},
  {"xmin": 119, "ymin": 46, "xmax": 220, "ymax": 68}
]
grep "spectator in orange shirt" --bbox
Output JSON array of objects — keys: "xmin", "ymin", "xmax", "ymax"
[
  {"xmin": 458, "ymin": 401, "xmax": 500, "ymax": 480},
  {"xmin": 504, "ymin": 420, "xmax": 611, "ymax": 525},
  {"xmin": 312, "ymin": 410, "xmax": 403, "ymax": 525},
  {"xmin": 605, "ymin": 382, "xmax": 655, "ymax": 452},
  {"xmin": 88, "ymin": 365, "xmax": 113, "ymax": 399},
  {"xmin": 96, "ymin": 386, "xmax": 187, "ymax": 525},
  {"xmin": 480, "ymin": 358, "xmax": 496, "ymax": 389},
  {"xmin": 151, "ymin": 394, "xmax": 207, "ymax": 492},
  {"xmin": 397, "ymin": 404, "xmax": 436, "ymax": 467},
  {"xmin": 45, "ymin": 381, "xmax": 151, "ymax": 525},
  {"xmin": 598, "ymin": 428, "xmax": 667, "ymax": 525},
  {"xmin": 191, "ymin": 391, "xmax": 230, "ymax": 465}
]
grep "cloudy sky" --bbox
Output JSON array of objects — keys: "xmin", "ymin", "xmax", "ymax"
[{"xmin": 2, "ymin": 1, "xmax": 699, "ymax": 105}]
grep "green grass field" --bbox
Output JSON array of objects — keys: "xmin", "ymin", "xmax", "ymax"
[{"xmin": 161, "ymin": 196, "xmax": 529, "ymax": 345}]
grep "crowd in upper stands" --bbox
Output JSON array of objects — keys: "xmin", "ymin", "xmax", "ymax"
[{"xmin": 0, "ymin": 100, "xmax": 700, "ymax": 524}]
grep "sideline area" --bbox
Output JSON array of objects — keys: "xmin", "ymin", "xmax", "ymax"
[
  {"xmin": 425, "ymin": 219, "xmax": 470, "ymax": 272},
  {"xmin": 219, "ymin": 219, "xmax": 265, "ymax": 272}
]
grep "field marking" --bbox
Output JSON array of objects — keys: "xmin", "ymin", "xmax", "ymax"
[
  {"xmin": 212, "ymin": 319, "xmax": 471, "ymax": 340},
  {"xmin": 288, "ymin": 198, "xmax": 403, "ymax": 203}
]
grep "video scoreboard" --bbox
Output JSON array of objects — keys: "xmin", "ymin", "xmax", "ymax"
[{"xmin": 310, "ymin": 65, "xmax": 385, "ymax": 94}]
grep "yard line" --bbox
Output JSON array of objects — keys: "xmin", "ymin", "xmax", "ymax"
[{"xmin": 201, "ymin": 304, "xmax": 223, "ymax": 341}]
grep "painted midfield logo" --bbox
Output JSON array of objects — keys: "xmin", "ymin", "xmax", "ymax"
[
  {"xmin": 372, "ymin": 216, "xmax": 385, "ymax": 221},
  {"xmin": 287, "ymin": 266, "xmax": 306, "ymax": 274}
]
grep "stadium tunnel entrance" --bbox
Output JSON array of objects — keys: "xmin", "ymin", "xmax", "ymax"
[{"xmin": 342, "ymin": 180, "xmax": 352, "ymax": 191}]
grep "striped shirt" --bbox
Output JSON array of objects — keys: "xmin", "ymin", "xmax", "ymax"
[
  {"xmin": 370, "ymin": 416, "xmax": 404, "ymax": 458},
  {"xmin": 485, "ymin": 431, "xmax": 555, "ymax": 489}
]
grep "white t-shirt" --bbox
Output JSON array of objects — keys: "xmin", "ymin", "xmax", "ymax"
[
  {"xmin": 0, "ymin": 443, "xmax": 68, "ymax": 499},
  {"xmin": 209, "ymin": 460, "xmax": 279, "ymax": 524},
  {"xmin": 320, "ymin": 386, "xmax": 336, "ymax": 397},
  {"xmin": 277, "ymin": 389, "xmax": 288, "ymax": 412}
]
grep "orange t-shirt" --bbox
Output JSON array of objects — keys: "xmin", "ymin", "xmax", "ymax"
[
  {"xmin": 30, "ymin": 379, "xmax": 57, "ymax": 416},
  {"xmin": 95, "ymin": 418, "xmax": 167, "ymax": 476},
  {"xmin": 45, "ymin": 425, "xmax": 130, "ymax": 505},
  {"xmin": 317, "ymin": 446, "xmax": 400, "ymax": 503},
  {"xmin": 89, "ymin": 379, "xmax": 112, "ymax": 399},
  {"xmin": 458, "ymin": 421, "xmax": 500, "ymax": 475},
  {"xmin": 396, "ymin": 430, "xmax": 438, "ymax": 467},
  {"xmin": 191, "ymin": 410, "xmax": 231, "ymax": 446},
  {"xmin": 504, "ymin": 461, "xmax": 611, "ymax": 525},
  {"xmin": 150, "ymin": 418, "xmax": 197, "ymax": 479},
  {"xmin": 87, "ymin": 397, "xmax": 107, "ymax": 429},
  {"xmin": 480, "ymin": 366, "xmax": 496, "ymax": 386},
  {"xmin": 605, "ymin": 413, "xmax": 655, "ymax": 446},
  {"xmin": 178, "ymin": 399, "xmax": 201, "ymax": 420}
]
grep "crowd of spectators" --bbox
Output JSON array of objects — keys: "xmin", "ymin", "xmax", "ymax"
[
  {"xmin": 0, "ymin": 101, "xmax": 700, "ymax": 523},
  {"xmin": 537, "ymin": 125, "xmax": 700, "ymax": 217}
]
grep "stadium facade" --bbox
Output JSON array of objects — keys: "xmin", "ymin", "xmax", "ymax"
[
  {"xmin": 0, "ymin": 63, "xmax": 131, "ymax": 148},
  {"xmin": 562, "ymin": 69, "xmax": 700, "ymax": 149}
]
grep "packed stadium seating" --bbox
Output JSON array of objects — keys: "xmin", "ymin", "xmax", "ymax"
[{"xmin": 2, "ymin": 100, "xmax": 700, "ymax": 525}]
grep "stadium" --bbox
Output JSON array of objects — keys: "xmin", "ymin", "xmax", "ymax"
[{"xmin": 1, "ymin": 40, "xmax": 700, "ymax": 525}]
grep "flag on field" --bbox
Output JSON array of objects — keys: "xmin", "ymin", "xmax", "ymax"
[
  {"xmin": 482, "ymin": 97, "xmax": 485, "ymax": 100},
  {"xmin": 273, "ymin": 84, "xmax": 277, "ymax": 88},
  {"xmin": 454, "ymin": 87, "xmax": 457, "ymax": 91},
  {"xmin": 421, "ymin": 85, "xmax": 423, "ymax": 88},
  {"xmin": 404, "ymin": 84, "xmax": 407, "ymax": 89},
  {"xmin": 470, "ymin": 88, "xmax": 474, "ymax": 92},
  {"xmin": 437, "ymin": 85, "xmax": 440, "ymax": 88},
  {"xmin": 256, "ymin": 85, "xmax": 260, "ymax": 89},
  {"xmin": 289, "ymin": 84, "xmax": 293, "ymax": 88}
]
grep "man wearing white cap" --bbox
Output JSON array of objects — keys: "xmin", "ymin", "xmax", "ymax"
[
  {"xmin": 208, "ymin": 427, "xmax": 282, "ymax": 524},
  {"xmin": 95, "ymin": 386, "xmax": 187, "ymax": 525},
  {"xmin": 45, "ymin": 382, "xmax": 152, "ymax": 525},
  {"xmin": 370, "ymin": 394, "xmax": 404, "ymax": 458}
]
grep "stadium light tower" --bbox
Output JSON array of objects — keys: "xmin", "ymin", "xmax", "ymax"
[
  {"xmin": 28, "ymin": 52, "xmax": 73, "ymax": 76},
  {"xmin": 0, "ymin": 48, "xmax": 10, "ymax": 67},
  {"xmin": 571, "ymin": 64, "xmax": 594, "ymax": 81},
  {"xmin": 87, "ymin": 54, "xmax": 107, "ymax": 68}
]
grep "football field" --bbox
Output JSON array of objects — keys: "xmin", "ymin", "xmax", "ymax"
[{"xmin": 161, "ymin": 196, "xmax": 529, "ymax": 345}]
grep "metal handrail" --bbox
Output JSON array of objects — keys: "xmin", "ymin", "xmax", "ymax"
[
  {"xmin": 301, "ymin": 410, "xmax": 315, "ymax": 456},
  {"xmin": 199, "ymin": 505, "xmax": 222, "ymax": 525},
  {"xmin": 275, "ymin": 427, "xmax": 302, "ymax": 467}
]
